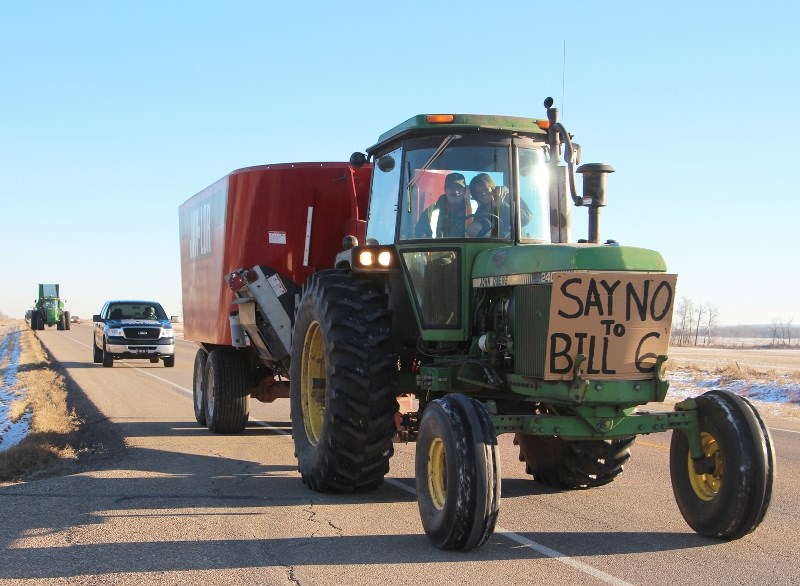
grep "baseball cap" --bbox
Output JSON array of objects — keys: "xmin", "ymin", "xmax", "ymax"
[{"xmin": 444, "ymin": 172, "xmax": 466, "ymax": 188}]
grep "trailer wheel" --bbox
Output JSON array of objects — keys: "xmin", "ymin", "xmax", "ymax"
[
  {"xmin": 204, "ymin": 348, "xmax": 249, "ymax": 433},
  {"xmin": 415, "ymin": 394, "xmax": 500, "ymax": 550},
  {"xmin": 514, "ymin": 434, "xmax": 635, "ymax": 489},
  {"xmin": 163, "ymin": 355, "xmax": 175, "ymax": 368},
  {"xmin": 64, "ymin": 311, "xmax": 71, "ymax": 330},
  {"xmin": 290, "ymin": 270, "xmax": 398, "ymax": 492},
  {"xmin": 192, "ymin": 348, "xmax": 208, "ymax": 425},
  {"xmin": 669, "ymin": 389, "xmax": 775, "ymax": 540},
  {"xmin": 92, "ymin": 340, "xmax": 102, "ymax": 363},
  {"xmin": 102, "ymin": 340, "xmax": 114, "ymax": 368}
]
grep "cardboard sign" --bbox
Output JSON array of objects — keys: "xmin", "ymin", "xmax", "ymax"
[{"xmin": 545, "ymin": 271, "xmax": 677, "ymax": 380}]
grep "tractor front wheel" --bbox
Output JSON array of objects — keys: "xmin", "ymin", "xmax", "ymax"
[
  {"xmin": 416, "ymin": 394, "xmax": 501, "ymax": 551},
  {"xmin": 290, "ymin": 270, "xmax": 398, "ymax": 493},
  {"xmin": 669, "ymin": 389, "xmax": 775, "ymax": 540}
]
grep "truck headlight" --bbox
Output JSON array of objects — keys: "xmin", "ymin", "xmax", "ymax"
[
  {"xmin": 107, "ymin": 327, "xmax": 124, "ymax": 337},
  {"xmin": 160, "ymin": 327, "xmax": 175, "ymax": 339}
]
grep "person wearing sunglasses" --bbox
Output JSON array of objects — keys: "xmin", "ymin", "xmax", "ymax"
[{"xmin": 414, "ymin": 172, "xmax": 471, "ymax": 238}]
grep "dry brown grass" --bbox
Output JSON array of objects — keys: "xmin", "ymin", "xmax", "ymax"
[{"xmin": 0, "ymin": 322, "xmax": 81, "ymax": 484}]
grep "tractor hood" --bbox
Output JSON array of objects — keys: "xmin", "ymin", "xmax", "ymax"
[{"xmin": 471, "ymin": 243, "xmax": 668, "ymax": 283}]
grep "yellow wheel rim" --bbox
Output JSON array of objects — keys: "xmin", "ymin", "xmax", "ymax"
[
  {"xmin": 300, "ymin": 320, "xmax": 325, "ymax": 445},
  {"xmin": 427, "ymin": 437, "xmax": 447, "ymax": 510},
  {"xmin": 687, "ymin": 431, "xmax": 723, "ymax": 501}
]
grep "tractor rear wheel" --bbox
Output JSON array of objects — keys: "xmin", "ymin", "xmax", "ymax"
[
  {"xmin": 416, "ymin": 394, "xmax": 500, "ymax": 550},
  {"xmin": 64, "ymin": 311, "xmax": 71, "ymax": 330},
  {"xmin": 669, "ymin": 389, "xmax": 774, "ymax": 539},
  {"xmin": 204, "ymin": 348, "xmax": 249, "ymax": 433},
  {"xmin": 192, "ymin": 348, "xmax": 208, "ymax": 425},
  {"xmin": 290, "ymin": 270, "xmax": 398, "ymax": 492},
  {"xmin": 514, "ymin": 434, "xmax": 635, "ymax": 489},
  {"xmin": 30, "ymin": 312, "xmax": 38, "ymax": 331},
  {"xmin": 57, "ymin": 314, "xmax": 65, "ymax": 330}
]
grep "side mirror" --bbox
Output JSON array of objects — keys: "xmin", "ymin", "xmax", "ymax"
[
  {"xmin": 170, "ymin": 316, "xmax": 181, "ymax": 323},
  {"xmin": 92, "ymin": 314, "xmax": 102, "ymax": 322},
  {"xmin": 377, "ymin": 155, "xmax": 396, "ymax": 173}
]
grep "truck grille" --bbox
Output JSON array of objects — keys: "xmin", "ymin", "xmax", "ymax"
[{"xmin": 122, "ymin": 327, "xmax": 161, "ymax": 340}]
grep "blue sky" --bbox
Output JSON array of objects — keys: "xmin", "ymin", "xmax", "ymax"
[{"xmin": 1, "ymin": 1, "xmax": 797, "ymax": 326}]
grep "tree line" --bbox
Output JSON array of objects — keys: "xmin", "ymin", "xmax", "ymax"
[{"xmin": 671, "ymin": 297, "xmax": 795, "ymax": 347}]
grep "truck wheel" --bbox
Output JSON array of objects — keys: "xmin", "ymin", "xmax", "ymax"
[
  {"xmin": 192, "ymin": 349, "xmax": 208, "ymax": 425},
  {"xmin": 102, "ymin": 340, "xmax": 114, "ymax": 367},
  {"xmin": 415, "ymin": 394, "xmax": 500, "ymax": 550},
  {"xmin": 669, "ymin": 389, "xmax": 775, "ymax": 540},
  {"xmin": 204, "ymin": 348, "xmax": 249, "ymax": 433},
  {"xmin": 514, "ymin": 434, "xmax": 635, "ymax": 488},
  {"xmin": 65, "ymin": 311, "xmax": 71, "ymax": 330},
  {"xmin": 290, "ymin": 270, "xmax": 398, "ymax": 492},
  {"xmin": 93, "ymin": 340, "xmax": 102, "ymax": 363},
  {"xmin": 163, "ymin": 355, "xmax": 175, "ymax": 368}
]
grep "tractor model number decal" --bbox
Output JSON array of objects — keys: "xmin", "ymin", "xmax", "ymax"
[{"xmin": 546, "ymin": 272, "xmax": 677, "ymax": 380}]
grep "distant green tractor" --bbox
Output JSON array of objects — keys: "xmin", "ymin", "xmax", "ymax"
[{"xmin": 30, "ymin": 283, "xmax": 70, "ymax": 331}]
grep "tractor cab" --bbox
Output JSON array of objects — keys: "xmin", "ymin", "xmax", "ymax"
[{"xmin": 358, "ymin": 113, "xmax": 558, "ymax": 340}]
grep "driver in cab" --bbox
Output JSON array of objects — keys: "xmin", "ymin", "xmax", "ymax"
[{"xmin": 414, "ymin": 173, "xmax": 472, "ymax": 238}]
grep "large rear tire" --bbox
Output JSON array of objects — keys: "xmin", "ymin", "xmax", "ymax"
[
  {"xmin": 290, "ymin": 270, "xmax": 398, "ymax": 492},
  {"xmin": 514, "ymin": 433, "xmax": 635, "ymax": 489},
  {"xmin": 669, "ymin": 389, "xmax": 775, "ymax": 539},
  {"xmin": 64, "ymin": 311, "xmax": 71, "ymax": 330},
  {"xmin": 204, "ymin": 348, "xmax": 249, "ymax": 433},
  {"xmin": 416, "ymin": 394, "xmax": 501, "ymax": 550},
  {"xmin": 193, "ymin": 348, "xmax": 208, "ymax": 425}
]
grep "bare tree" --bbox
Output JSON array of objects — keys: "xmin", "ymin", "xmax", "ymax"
[
  {"xmin": 703, "ymin": 304, "xmax": 720, "ymax": 346},
  {"xmin": 673, "ymin": 297, "xmax": 694, "ymax": 345},
  {"xmin": 693, "ymin": 304, "xmax": 706, "ymax": 346},
  {"xmin": 769, "ymin": 318, "xmax": 781, "ymax": 346}
]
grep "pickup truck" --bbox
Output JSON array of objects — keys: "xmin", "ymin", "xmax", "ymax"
[{"xmin": 93, "ymin": 300, "xmax": 176, "ymax": 367}]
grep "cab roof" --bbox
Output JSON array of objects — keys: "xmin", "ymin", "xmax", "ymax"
[{"xmin": 367, "ymin": 113, "xmax": 549, "ymax": 154}]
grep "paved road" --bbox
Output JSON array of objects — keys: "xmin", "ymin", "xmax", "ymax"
[{"xmin": 1, "ymin": 323, "xmax": 799, "ymax": 585}]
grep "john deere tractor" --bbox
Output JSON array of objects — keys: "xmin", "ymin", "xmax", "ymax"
[
  {"xmin": 191, "ymin": 97, "xmax": 774, "ymax": 551},
  {"xmin": 30, "ymin": 283, "xmax": 70, "ymax": 331}
]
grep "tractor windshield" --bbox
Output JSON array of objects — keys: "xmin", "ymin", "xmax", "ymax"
[{"xmin": 365, "ymin": 135, "xmax": 551, "ymax": 244}]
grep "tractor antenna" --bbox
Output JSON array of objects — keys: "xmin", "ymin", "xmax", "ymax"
[{"xmin": 561, "ymin": 40, "xmax": 566, "ymax": 117}]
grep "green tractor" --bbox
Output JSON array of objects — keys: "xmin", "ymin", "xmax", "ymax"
[
  {"xmin": 213, "ymin": 97, "xmax": 774, "ymax": 551},
  {"xmin": 30, "ymin": 283, "xmax": 70, "ymax": 331},
  {"xmin": 293, "ymin": 98, "xmax": 774, "ymax": 550}
]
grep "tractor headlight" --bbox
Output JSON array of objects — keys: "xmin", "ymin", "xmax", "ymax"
[{"xmin": 354, "ymin": 246, "xmax": 394, "ymax": 271}]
